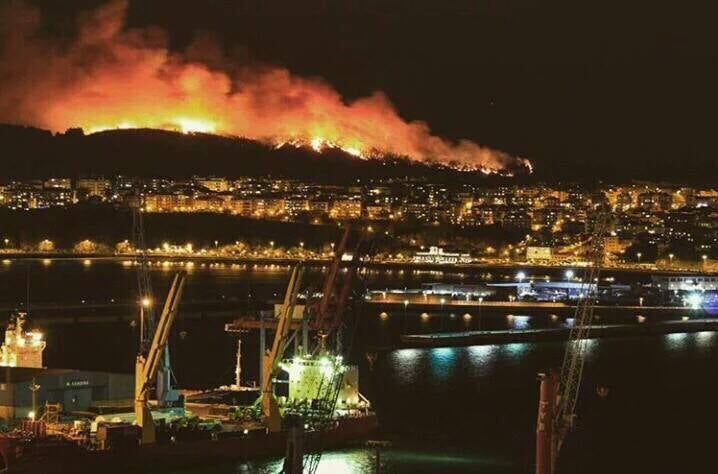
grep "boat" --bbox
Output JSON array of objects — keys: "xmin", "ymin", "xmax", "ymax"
[
  {"xmin": 2, "ymin": 413, "xmax": 378, "ymax": 473},
  {"xmin": 1, "ymin": 227, "xmax": 378, "ymax": 472}
]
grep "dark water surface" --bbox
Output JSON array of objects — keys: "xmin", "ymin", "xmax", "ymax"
[{"xmin": 1, "ymin": 259, "xmax": 716, "ymax": 473}]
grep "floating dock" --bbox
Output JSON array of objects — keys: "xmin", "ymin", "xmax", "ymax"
[{"xmin": 400, "ymin": 319, "xmax": 718, "ymax": 348}]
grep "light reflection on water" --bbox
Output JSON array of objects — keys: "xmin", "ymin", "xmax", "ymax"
[
  {"xmin": 175, "ymin": 447, "xmax": 503, "ymax": 474},
  {"xmin": 256, "ymin": 448, "xmax": 374, "ymax": 473},
  {"xmin": 664, "ymin": 331, "xmax": 691, "ymax": 350},
  {"xmin": 467, "ymin": 344, "xmax": 498, "ymax": 365},
  {"xmin": 504, "ymin": 342, "xmax": 527, "ymax": 356},
  {"xmin": 507, "ymin": 314, "xmax": 531, "ymax": 330},
  {"xmin": 428, "ymin": 347, "xmax": 456, "ymax": 381}
]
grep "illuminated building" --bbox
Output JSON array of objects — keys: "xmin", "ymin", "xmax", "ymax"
[
  {"xmin": 413, "ymin": 246, "xmax": 472, "ymax": 264},
  {"xmin": 194, "ymin": 176, "xmax": 230, "ymax": 193},
  {"xmin": 43, "ymin": 178, "xmax": 71, "ymax": 189},
  {"xmin": 330, "ymin": 199, "xmax": 362, "ymax": 219},
  {"xmin": 76, "ymin": 177, "xmax": 111, "ymax": 199}
]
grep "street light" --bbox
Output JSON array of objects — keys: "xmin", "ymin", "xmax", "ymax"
[
  {"xmin": 516, "ymin": 271, "xmax": 526, "ymax": 282},
  {"xmin": 637, "ymin": 252, "xmax": 642, "ymax": 263},
  {"xmin": 478, "ymin": 297, "xmax": 483, "ymax": 331},
  {"xmin": 140, "ymin": 298, "xmax": 152, "ymax": 343},
  {"xmin": 565, "ymin": 269, "xmax": 575, "ymax": 281}
]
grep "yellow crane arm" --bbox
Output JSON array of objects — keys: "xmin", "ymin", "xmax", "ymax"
[
  {"xmin": 137, "ymin": 271, "xmax": 186, "ymax": 398},
  {"xmin": 262, "ymin": 264, "xmax": 304, "ymax": 396}
]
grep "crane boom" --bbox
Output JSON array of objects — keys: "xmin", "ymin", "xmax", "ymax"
[
  {"xmin": 553, "ymin": 212, "xmax": 609, "ymax": 459},
  {"xmin": 132, "ymin": 206, "xmax": 155, "ymax": 350},
  {"xmin": 313, "ymin": 225, "xmax": 352, "ymax": 332},
  {"xmin": 133, "ymin": 203, "xmax": 177, "ymax": 406},
  {"xmin": 135, "ymin": 271, "xmax": 186, "ymax": 445},
  {"xmin": 261, "ymin": 264, "xmax": 305, "ymax": 432}
]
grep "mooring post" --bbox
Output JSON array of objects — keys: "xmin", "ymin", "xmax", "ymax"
[{"xmin": 536, "ymin": 372, "xmax": 558, "ymax": 474}]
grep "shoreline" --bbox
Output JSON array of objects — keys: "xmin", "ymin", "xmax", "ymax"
[{"xmin": 0, "ymin": 252, "xmax": 714, "ymax": 276}]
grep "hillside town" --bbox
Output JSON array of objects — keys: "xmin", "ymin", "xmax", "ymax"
[{"xmin": 2, "ymin": 176, "xmax": 718, "ymax": 270}]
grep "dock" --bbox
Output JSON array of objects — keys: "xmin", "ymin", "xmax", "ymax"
[{"xmin": 399, "ymin": 319, "xmax": 718, "ymax": 348}]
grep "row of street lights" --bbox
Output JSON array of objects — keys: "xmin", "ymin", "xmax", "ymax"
[{"xmin": 516, "ymin": 269, "xmax": 575, "ymax": 282}]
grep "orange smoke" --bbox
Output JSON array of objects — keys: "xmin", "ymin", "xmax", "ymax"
[{"xmin": 0, "ymin": 0, "xmax": 531, "ymax": 175}]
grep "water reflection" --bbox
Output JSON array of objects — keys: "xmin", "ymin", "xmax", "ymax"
[
  {"xmin": 467, "ymin": 344, "xmax": 498, "ymax": 366},
  {"xmin": 504, "ymin": 343, "xmax": 528, "ymax": 356},
  {"xmin": 696, "ymin": 330, "xmax": 715, "ymax": 348},
  {"xmin": 664, "ymin": 332, "xmax": 690, "ymax": 350},
  {"xmin": 194, "ymin": 446, "xmax": 503, "ymax": 474},
  {"xmin": 507, "ymin": 314, "xmax": 530, "ymax": 330},
  {"xmin": 253, "ymin": 448, "xmax": 375, "ymax": 473},
  {"xmin": 428, "ymin": 347, "xmax": 456, "ymax": 380},
  {"xmin": 394, "ymin": 348, "xmax": 421, "ymax": 362}
]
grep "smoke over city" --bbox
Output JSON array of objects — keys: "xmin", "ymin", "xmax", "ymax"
[{"xmin": 0, "ymin": 0, "xmax": 531, "ymax": 174}]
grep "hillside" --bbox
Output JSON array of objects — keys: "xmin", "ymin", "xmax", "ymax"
[{"xmin": 0, "ymin": 124, "xmax": 524, "ymax": 183}]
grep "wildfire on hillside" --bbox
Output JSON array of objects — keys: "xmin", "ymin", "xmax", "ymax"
[{"xmin": 0, "ymin": 0, "xmax": 532, "ymax": 175}]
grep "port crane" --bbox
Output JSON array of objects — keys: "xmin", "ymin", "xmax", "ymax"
[
  {"xmin": 135, "ymin": 271, "xmax": 186, "ymax": 444},
  {"xmin": 260, "ymin": 225, "xmax": 356, "ymax": 428},
  {"xmin": 258, "ymin": 226, "xmax": 363, "ymax": 473},
  {"xmin": 132, "ymin": 203, "xmax": 177, "ymax": 406},
  {"xmin": 261, "ymin": 263, "xmax": 305, "ymax": 432},
  {"xmin": 536, "ymin": 211, "xmax": 610, "ymax": 474}
]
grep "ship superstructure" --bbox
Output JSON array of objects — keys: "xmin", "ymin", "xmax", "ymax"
[{"xmin": 0, "ymin": 312, "xmax": 45, "ymax": 368}]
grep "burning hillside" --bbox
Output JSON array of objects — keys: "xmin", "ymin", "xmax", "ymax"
[{"xmin": 0, "ymin": 0, "xmax": 531, "ymax": 175}]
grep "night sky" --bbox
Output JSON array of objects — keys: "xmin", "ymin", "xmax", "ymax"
[{"xmin": 13, "ymin": 0, "xmax": 717, "ymax": 181}]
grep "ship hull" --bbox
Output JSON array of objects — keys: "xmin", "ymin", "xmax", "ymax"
[{"xmin": 5, "ymin": 414, "xmax": 378, "ymax": 473}]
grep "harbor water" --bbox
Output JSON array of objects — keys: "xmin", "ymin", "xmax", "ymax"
[{"xmin": 1, "ymin": 259, "xmax": 717, "ymax": 473}]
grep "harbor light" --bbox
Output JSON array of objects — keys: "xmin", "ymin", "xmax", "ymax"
[
  {"xmin": 420, "ymin": 312, "xmax": 430, "ymax": 321},
  {"xmin": 565, "ymin": 269, "xmax": 575, "ymax": 280},
  {"xmin": 141, "ymin": 297, "xmax": 153, "ymax": 308},
  {"xmin": 28, "ymin": 411, "xmax": 35, "ymax": 421},
  {"xmin": 515, "ymin": 271, "xmax": 526, "ymax": 282},
  {"xmin": 686, "ymin": 293, "xmax": 702, "ymax": 310},
  {"xmin": 463, "ymin": 313, "xmax": 472, "ymax": 321}
]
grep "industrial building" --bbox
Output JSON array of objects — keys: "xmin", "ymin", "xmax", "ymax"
[
  {"xmin": 651, "ymin": 275, "xmax": 718, "ymax": 292},
  {"xmin": 0, "ymin": 367, "xmax": 133, "ymax": 419},
  {"xmin": 491, "ymin": 281, "xmax": 631, "ymax": 302}
]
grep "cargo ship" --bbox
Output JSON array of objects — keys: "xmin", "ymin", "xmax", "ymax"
[
  {"xmin": 2, "ymin": 408, "xmax": 377, "ymax": 473},
  {"xmin": 1, "ymin": 227, "xmax": 378, "ymax": 473}
]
